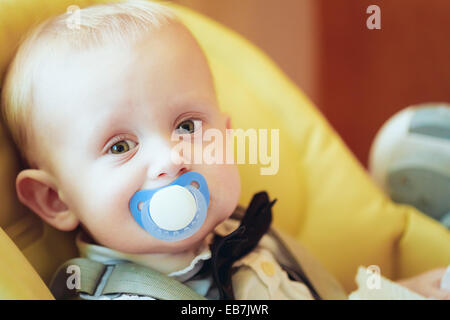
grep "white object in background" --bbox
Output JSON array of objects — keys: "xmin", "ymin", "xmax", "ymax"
[
  {"xmin": 368, "ymin": 103, "xmax": 450, "ymax": 226},
  {"xmin": 369, "ymin": 107, "xmax": 416, "ymax": 192},
  {"xmin": 369, "ymin": 103, "xmax": 450, "ymax": 191},
  {"xmin": 441, "ymin": 266, "xmax": 450, "ymax": 291},
  {"xmin": 349, "ymin": 266, "xmax": 425, "ymax": 300}
]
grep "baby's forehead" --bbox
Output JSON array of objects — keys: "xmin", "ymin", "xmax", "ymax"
[
  {"xmin": 31, "ymin": 22, "xmax": 214, "ymax": 140},
  {"xmin": 34, "ymin": 21, "xmax": 202, "ymax": 102},
  {"xmin": 33, "ymin": 45, "xmax": 131, "ymax": 120}
]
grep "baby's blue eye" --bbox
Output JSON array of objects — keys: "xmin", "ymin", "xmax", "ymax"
[{"xmin": 110, "ymin": 140, "xmax": 136, "ymax": 154}]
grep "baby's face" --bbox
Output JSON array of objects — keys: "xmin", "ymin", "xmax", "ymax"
[{"xmin": 31, "ymin": 22, "xmax": 241, "ymax": 253}]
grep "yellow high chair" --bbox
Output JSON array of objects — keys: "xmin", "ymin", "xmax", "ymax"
[{"xmin": 0, "ymin": 0, "xmax": 449, "ymax": 299}]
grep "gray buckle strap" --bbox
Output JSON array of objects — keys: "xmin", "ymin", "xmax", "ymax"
[
  {"xmin": 79, "ymin": 263, "xmax": 122, "ymax": 300},
  {"xmin": 50, "ymin": 258, "xmax": 106, "ymax": 299},
  {"xmin": 50, "ymin": 258, "xmax": 206, "ymax": 300},
  {"xmin": 101, "ymin": 263, "xmax": 206, "ymax": 300}
]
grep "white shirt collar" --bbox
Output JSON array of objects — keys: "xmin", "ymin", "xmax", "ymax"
[{"xmin": 76, "ymin": 231, "xmax": 213, "ymax": 282}]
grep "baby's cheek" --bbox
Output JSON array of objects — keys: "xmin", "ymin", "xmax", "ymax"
[
  {"xmin": 211, "ymin": 165, "xmax": 241, "ymax": 217},
  {"xmin": 77, "ymin": 186, "xmax": 143, "ymax": 250},
  {"xmin": 78, "ymin": 171, "xmax": 138, "ymax": 227},
  {"xmin": 216, "ymin": 165, "xmax": 240, "ymax": 193}
]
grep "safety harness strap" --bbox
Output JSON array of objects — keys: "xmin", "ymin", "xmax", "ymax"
[{"xmin": 49, "ymin": 258, "xmax": 206, "ymax": 300}]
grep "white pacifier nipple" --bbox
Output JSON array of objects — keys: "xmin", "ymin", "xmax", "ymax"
[{"xmin": 149, "ymin": 185, "xmax": 197, "ymax": 231}]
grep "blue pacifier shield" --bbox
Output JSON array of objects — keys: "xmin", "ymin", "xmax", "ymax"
[{"xmin": 129, "ymin": 171, "xmax": 210, "ymax": 241}]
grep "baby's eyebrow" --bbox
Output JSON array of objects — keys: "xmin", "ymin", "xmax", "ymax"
[{"xmin": 92, "ymin": 107, "xmax": 134, "ymax": 150}]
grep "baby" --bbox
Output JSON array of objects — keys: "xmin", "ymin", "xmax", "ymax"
[{"xmin": 1, "ymin": 0, "xmax": 448, "ymax": 300}]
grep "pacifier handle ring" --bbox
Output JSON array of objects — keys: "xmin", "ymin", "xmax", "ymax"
[
  {"xmin": 129, "ymin": 189, "xmax": 154, "ymax": 227},
  {"xmin": 173, "ymin": 171, "xmax": 210, "ymax": 207}
]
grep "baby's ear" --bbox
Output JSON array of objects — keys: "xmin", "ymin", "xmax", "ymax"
[{"xmin": 16, "ymin": 169, "xmax": 79, "ymax": 231}]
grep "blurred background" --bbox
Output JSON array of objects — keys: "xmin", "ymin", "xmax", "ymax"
[{"xmin": 172, "ymin": 0, "xmax": 450, "ymax": 167}]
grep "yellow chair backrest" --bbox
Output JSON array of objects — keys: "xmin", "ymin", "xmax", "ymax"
[{"xmin": 1, "ymin": 0, "xmax": 449, "ymax": 299}]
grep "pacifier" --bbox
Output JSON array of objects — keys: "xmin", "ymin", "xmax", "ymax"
[{"xmin": 129, "ymin": 171, "xmax": 210, "ymax": 242}]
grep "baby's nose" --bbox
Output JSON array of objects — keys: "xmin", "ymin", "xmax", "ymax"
[
  {"xmin": 149, "ymin": 162, "xmax": 189, "ymax": 181},
  {"xmin": 144, "ymin": 136, "xmax": 192, "ymax": 180},
  {"xmin": 156, "ymin": 165, "xmax": 188, "ymax": 179}
]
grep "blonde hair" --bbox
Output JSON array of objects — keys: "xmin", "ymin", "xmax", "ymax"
[{"xmin": 1, "ymin": 0, "xmax": 177, "ymax": 167}]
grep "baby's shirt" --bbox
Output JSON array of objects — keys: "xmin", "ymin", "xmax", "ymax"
[
  {"xmin": 75, "ymin": 231, "xmax": 219, "ymax": 300},
  {"xmin": 74, "ymin": 216, "xmax": 314, "ymax": 300},
  {"xmin": 215, "ymin": 218, "xmax": 314, "ymax": 299}
]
